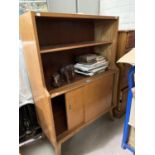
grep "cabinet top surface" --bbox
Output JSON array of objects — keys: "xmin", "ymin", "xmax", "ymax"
[
  {"xmin": 21, "ymin": 11, "xmax": 119, "ymax": 20},
  {"xmin": 119, "ymin": 29, "xmax": 135, "ymax": 32}
]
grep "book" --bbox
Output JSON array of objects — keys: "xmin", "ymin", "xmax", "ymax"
[
  {"xmin": 76, "ymin": 54, "xmax": 97, "ymax": 63},
  {"xmin": 75, "ymin": 68, "xmax": 105, "ymax": 76},
  {"xmin": 75, "ymin": 54, "xmax": 109, "ymax": 76},
  {"xmin": 74, "ymin": 60, "xmax": 108, "ymax": 72}
]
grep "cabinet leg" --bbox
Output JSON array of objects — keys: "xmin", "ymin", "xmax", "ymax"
[
  {"xmin": 55, "ymin": 144, "xmax": 61, "ymax": 155},
  {"xmin": 109, "ymin": 109, "xmax": 114, "ymax": 121}
]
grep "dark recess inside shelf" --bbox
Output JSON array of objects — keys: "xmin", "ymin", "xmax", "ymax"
[
  {"xmin": 51, "ymin": 95, "xmax": 68, "ymax": 136},
  {"xmin": 35, "ymin": 17, "xmax": 95, "ymax": 48}
]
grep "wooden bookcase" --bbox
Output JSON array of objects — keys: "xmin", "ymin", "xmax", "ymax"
[
  {"xmin": 114, "ymin": 30, "xmax": 135, "ymax": 117},
  {"xmin": 20, "ymin": 11, "xmax": 119, "ymax": 155}
]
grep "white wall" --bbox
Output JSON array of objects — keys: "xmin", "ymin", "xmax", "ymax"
[
  {"xmin": 47, "ymin": 0, "xmax": 76, "ymax": 13},
  {"xmin": 47, "ymin": 0, "xmax": 99, "ymax": 15},
  {"xmin": 100, "ymin": 0, "xmax": 135, "ymax": 30},
  {"xmin": 78, "ymin": 0, "xmax": 99, "ymax": 15}
]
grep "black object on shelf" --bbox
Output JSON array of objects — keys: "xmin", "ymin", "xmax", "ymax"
[
  {"xmin": 19, "ymin": 103, "xmax": 42, "ymax": 145},
  {"xmin": 51, "ymin": 73, "xmax": 63, "ymax": 88},
  {"xmin": 60, "ymin": 64, "xmax": 75, "ymax": 83}
]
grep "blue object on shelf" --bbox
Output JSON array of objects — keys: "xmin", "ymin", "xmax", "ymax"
[{"xmin": 122, "ymin": 66, "xmax": 135, "ymax": 154}]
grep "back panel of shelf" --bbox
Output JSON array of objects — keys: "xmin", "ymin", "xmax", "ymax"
[{"xmin": 35, "ymin": 17, "xmax": 95, "ymax": 49}]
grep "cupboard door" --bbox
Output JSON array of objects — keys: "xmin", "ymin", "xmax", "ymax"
[
  {"xmin": 84, "ymin": 75, "xmax": 114, "ymax": 122},
  {"xmin": 65, "ymin": 88, "xmax": 85, "ymax": 130}
]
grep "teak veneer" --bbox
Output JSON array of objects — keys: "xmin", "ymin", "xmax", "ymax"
[
  {"xmin": 20, "ymin": 11, "xmax": 119, "ymax": 155},
  {"xmin": 40, "ymin": 41, "xmax": 112, "ymax": 53}
]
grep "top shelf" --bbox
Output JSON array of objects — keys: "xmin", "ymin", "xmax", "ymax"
[
  {"xmin": 40, "ymin": 41, "xmax": 112, "ymax": 53},
  {"xmin": 34, "ymin": 11, "xmax": 118, "ymax": 20}
]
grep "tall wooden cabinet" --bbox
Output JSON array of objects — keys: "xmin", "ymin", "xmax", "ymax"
[
  {"xmin": 114, "ymin": 30, "xmax": 135, "ymax": 117},
  {"xmin": 20, "ymin": 11, "xmax": 119, "ymax": 155}
]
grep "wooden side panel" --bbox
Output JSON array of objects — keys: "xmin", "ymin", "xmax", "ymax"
[
  {"xmin": 95, "ymin": 20, "xmax": 119, "ymax": 69},
  {"xmin": 35, "ymin": 94, "xmax": 57, "ymax": 145},
  {"xmin": 19, "ymin": 12, "xmax": 57, "ymax": 146},
  {"xmin": 84, "ymin": 74, "xmax": 114, "ymax": 122},
  {"xmin": 94, "ymin": 20, "xmax": 119, "ymax": 108},
  {"xmin": 65, "ymin": 88, "xmax": 85, "ymax": 130},
  {"xmin": 19, "ymin": 12, "xmax": 45, "ymax": 98}
]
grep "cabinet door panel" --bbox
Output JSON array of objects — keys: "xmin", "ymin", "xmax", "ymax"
[
  {"xmin": 65, "ymin": 88, "xmax": 84, "ymax": 130},
  {"xmin": 84, "ymin": 75, "xmax": 114, "ymax": 122}
]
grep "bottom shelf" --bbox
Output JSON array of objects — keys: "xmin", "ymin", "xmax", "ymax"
[
  {"xmin": 57, "ymin": 106, "xmax": 115, "ymax": 143},
  {"xmin": 49, "ymin": 69, "xmax": 115, "ymax": 98},
  {"xmin": 51, "ymin": 94, "xmax": 68, "ymax": 136}
]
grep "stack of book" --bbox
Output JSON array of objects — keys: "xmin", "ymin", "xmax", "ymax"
[{"xmin": 74, "ymin": 54, "xmax": 109, "ymax": 76}]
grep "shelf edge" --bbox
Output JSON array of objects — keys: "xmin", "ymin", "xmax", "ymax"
[{"xmin": 40, "ymin": 41, "xmax": 112, "ymax": 54}]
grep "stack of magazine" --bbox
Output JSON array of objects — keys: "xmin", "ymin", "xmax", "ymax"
[{"xmin": 74, "ymin": 54, "xmax": 109, "ymax": 76}]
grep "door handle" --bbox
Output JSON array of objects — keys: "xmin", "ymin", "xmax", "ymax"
[
  {"xmin": 69, "ymin": 103, "xmax": 72, "ymax": 111},
  {"xmin": 85, "ymin": 79, "xmax": 92, "ymax": 83}
]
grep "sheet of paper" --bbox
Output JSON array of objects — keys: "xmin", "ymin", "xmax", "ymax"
[{"xmin": 117, "ymin": 48, "xmax": 135, "ymax": 65}]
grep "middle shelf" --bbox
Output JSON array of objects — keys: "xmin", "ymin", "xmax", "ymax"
[
  {"xmin": 49, "ymin": 70, "xmax": 115, "ymax": 98},
  {"xmin": 40, "ymin": 41, "xmax": 112, "ymax": 53}
]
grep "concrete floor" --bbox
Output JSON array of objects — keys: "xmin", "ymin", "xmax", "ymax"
[{"xmin": 21, "ymin": 115, "xmax": 132, "ymax": 155}]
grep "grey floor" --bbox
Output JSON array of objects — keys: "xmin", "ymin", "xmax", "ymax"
[{"xmin": 21, "ymin": 115, "xmax": 132, "ymax": 155}]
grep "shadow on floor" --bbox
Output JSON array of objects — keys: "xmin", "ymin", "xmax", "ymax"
[{"xmin": 62, "ymin": 114, "xmax": 124, "ymax": 155}]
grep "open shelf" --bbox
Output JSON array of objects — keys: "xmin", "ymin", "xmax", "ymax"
[
  {"xmin": 49, "ymin": 70, "xmax": 115, "ymax": 98},
  {"xmin": 51, "ymin": 95, "xmax": 68, "ymax": 136},
  {"xmin": 40, "ymin": 41, "xmax": 112, "ymax": 53}
]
